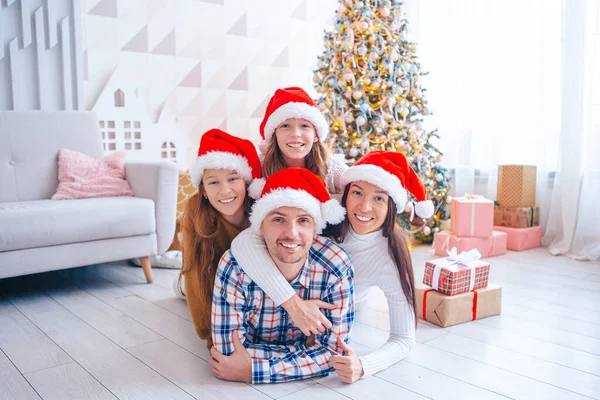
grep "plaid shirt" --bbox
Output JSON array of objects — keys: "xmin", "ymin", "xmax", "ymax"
[{"xmin": 212, "ymin": 235, "xmax": 355, "ymax": 384}]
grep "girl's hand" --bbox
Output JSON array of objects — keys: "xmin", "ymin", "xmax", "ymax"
[{"xmin": 282, "ymin": 294, "xmax": 336, "ymax": 336}]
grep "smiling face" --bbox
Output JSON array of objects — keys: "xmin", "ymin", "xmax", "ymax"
[
  {"xmin": 201, "ymin": 168, "xmax": 246, "ymax": 219},
  {"xmin": 259, "ymin": 206, "xmax": 316, "ymax": 276},
  {"xmin": 274, "ymin": 118, "xmax": 318, "ymax": 165},
  {"xmin": 345, "ymin": 181, "xmax": 390, "ymax": 235}
]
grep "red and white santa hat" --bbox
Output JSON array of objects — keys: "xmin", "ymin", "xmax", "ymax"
[
  {"xmin": 190, "ymin": 128, "xmax": 262, "ymax": 188},
  {"xmin": 259, "ymin": 87, "xmax": 329, "ymax": 153},
  {"xmin": 341, "ymin": 151, "xmax": 435, "ymax": 218},
  {"xmin": 248, "ymin": 168, "xmax": 345, "ymax": 234}
]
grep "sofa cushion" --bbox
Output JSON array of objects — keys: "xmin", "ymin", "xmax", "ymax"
[
  {"xmin": 0, "ymin": 197, "xmax": 155, "ymax": 252},
  {"xmin": 52, "ymin": 149, "xmax": 134, "ymax": 200}
]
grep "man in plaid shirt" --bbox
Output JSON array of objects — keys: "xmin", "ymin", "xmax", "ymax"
[{"xmin": 210, "ymin": 168, "xmax": 354, "ymax": 384}]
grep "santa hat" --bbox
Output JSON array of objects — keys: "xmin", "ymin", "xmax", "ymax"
[
  {"xmin": 259, "ymin": 87, "xmax": 329, "ymax": 153},
  {"xmin": 341, "ymin": 151, "xmax": 435, "ymax": 218},
  {"xmin": 190, "ymin": 129, "xmax": 262, "ymax": 188},
  {"xmin": 248, "ymin": 168, "xmax": 345, "ymax": 234}
]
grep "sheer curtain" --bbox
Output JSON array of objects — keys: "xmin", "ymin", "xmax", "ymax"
[
  {"xmin": 545, "ymin": 0, "xmax": 600, "ymax": 260},
  {"xmin": 408, "ymin": 0, "xmax": 600, "ymax": 260}
]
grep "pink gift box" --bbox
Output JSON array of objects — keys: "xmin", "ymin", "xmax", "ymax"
[
  {"xmin": 493, "ymin": 226, "xmax": 542, "ymax": 251},
  {"xmin": 433, "ymin": 230, "xmax": 507, "ymax": 258},
  {"xmin": 450, "ymin": 196, "xmax": 494, "ymax": 238}
]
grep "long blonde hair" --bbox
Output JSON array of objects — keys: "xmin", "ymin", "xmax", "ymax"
[
  {"xmin": 262, "ymin": 134, "xmax": 329, "ymax": 180},
  {"xmin": 177, "ymin": 184, "xmax": 252, "ymax": 304}
]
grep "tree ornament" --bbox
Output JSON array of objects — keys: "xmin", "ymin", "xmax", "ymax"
[
  {"xmin": 422, "ymin": 226, "xmax": 431, "ymax": 236},
  {"xmin": 357, "ymin": 116, "xmax": 367, "ymax": 126},
  {"xmin": 353, "ymin": 91, "xmax": 363, "ymax": 99}
]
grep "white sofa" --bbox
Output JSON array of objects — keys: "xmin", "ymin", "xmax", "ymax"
[{"xmin": 0, "ymin": 111, "xmax": 179, "ymax": 283}]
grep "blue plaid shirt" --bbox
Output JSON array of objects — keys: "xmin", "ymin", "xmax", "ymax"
[{"xmin": 211, "ymin": 235, "xmax": 355, "ymax": 384}]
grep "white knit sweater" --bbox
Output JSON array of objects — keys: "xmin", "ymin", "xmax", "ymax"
[{"xmin": 230, "ymin": 226, "xmax": 416, "ymax": 378}]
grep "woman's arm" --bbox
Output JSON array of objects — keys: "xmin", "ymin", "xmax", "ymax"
[
  {"xmin": 229, "ymin": 228, "xmax": 294, "ymax": 304},
  {"xmin": 358, "ymin": 268, "xmax": 416, "ymax": 377},
  {"xmin": 230, "ymin": 229, "xmax": 336, "ymax": 335}
]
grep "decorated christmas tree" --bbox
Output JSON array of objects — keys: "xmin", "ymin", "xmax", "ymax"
[{"xmin": 313, "ymin": 0, "xmax": 450, "ymax": 242}]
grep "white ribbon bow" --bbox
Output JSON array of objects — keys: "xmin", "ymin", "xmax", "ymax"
[{"xmin": 431, "ymin": 247, "xmax": 482, "ymax": 292}]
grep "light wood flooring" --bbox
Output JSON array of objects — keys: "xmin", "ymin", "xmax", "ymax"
[{"xmin": 0, "ymin": 246, "xmax": 599, "ymax": 399}]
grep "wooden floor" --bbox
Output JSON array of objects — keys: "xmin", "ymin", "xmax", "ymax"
[{"xmin": 1, "ymin": 246, "xmax": 599, "ymax": 400}]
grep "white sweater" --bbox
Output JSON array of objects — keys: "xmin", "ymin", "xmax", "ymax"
[{"xmin": 230, "ymin": 226, "xmax": 416, "ymax": 378}]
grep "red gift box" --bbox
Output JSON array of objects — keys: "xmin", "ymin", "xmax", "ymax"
[
  {"xmin": 493, "ymin": 226, "xmax": 542, "ymax": 251},
  {"xmin": 433, "ymin": 230, "xmax": 507, "ymax": 258},
  {"xmin": 423, "ymin": 251, "xmax": 490, "ymax": 296}
]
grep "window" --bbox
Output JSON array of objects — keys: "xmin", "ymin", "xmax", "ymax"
[
  {"xmin": 123, "ymin": 121, "xmax": 142, "ymax": 151},
  {"xmin": 114, "ymin": 90, "xmax": 125, "ymax": 107},
  {"xmin": 99, "ymin": 120, "xmax": 117, "ymax": 151},
  {"xmin": 161, "ymin": 141, "xmax": 177, "ymax": 160}
]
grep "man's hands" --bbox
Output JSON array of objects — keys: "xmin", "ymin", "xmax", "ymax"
[
  {"xmin": 330, "ymin": 336, "xmax": 364, "ymax": 384},
  {"xmin": 282, "ymin": 294, "xmax": 336, "ymax": 336},
  {"xmin": 210, "ymin": 330, "xmax": 252, "ymax": 383}
]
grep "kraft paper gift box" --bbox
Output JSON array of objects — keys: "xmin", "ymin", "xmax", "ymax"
[
  {"xmin": 423, "ymin": 248, "xmax": 490, "ymax": 296},
  {"xmin": 494, "ymin": 205, "xmax": 540, "ymax": 228},
  {"xmin": 416, "ymin": 283, "xmax": 502, "ymax": 328},
  {"xmin": 493, "ymin": 226, "xmax": 542, "ymax": 251},
  {"xmin": 450, "ymin": 195, "xmax": 494, "ymax": 238},
  {"xmin": 433, "ymin": 230, "xmax": 507, "ymax": 258},
  {"xmin": 497, "ymin": 165, "xmax": 537, "ymax": 208}
]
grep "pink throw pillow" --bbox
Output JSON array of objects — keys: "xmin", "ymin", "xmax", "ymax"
[{"xmin": 52, "ymin": 149, "xmax": 134, "ymax": 200}]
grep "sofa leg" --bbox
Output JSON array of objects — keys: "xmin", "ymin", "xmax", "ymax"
[{"xmin": 140, "ymin": 256, "xmax": 153, "ymax": 283}]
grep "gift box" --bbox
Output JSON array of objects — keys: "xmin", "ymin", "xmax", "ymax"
[
  {"xmin": 423, "ymin": 249, "xmax": 490, "ymax": 296},
  {"xmin": 497, "ymin": 165, "xmax": 537, "ymax": 208},
  {"xmin": 416, "ymin": 283, "xmax": 502, "ymax": 328},
  {"xmin": 493, "ymin": 226, "xmax": 542, "ymax": 251},
  {"xmin": 433, "ymin": 230, "xmax": 507, "ymax": 258},
  {"xmin": 494, "ymin": 205, "xmax": 539, "ymax": 228},
  {"xmin": 450, "ymin": 195, "xmax": 494, "ymax": 238}
]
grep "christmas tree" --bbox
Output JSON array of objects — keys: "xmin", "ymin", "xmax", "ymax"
[{"xmin": 313, "ymin": 0, "xmax": 450, "ymax": 242}]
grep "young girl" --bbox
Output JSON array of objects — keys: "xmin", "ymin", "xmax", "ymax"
[
  {"xmin": 175, "ymin": 128, "xmax": 261, "ymax": 348},
  {"xmin": 229, "ymin": 151, "xmax": 434, "ymax": 382},
  {"xmin": 258, "ymin": 86, "xmax": 347, "ymax": 194}
]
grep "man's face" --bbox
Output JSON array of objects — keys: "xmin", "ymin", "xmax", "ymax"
[{"xmin": 260, "ymin": 206, "xmax": 316, "ymax": 267}]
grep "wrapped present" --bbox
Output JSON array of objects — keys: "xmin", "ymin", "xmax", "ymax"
[
  {"xmin": 493, "ymin": 226, "xmax": 542, "ymax": 251},
  {"xmin": 450, "ymin": 195, "xmax": 494, "ymax": 238},
  {"xmin": 494, "ymin": 205, "xmax": 539, "ymax": 228},
  {"xmin": 497, "ymin": 165, "xmax": 537, "ymax": 207},
  {"xmin": 423, "ymin": 248, "xmax": 490, "ymax": 296},
  {"xmin": 416, "ymin": 283, "xmax": 502, "ymax": 327},
  {"xmin": 433, "ymin": 230, "xmax": 507, "ymax": 258}
]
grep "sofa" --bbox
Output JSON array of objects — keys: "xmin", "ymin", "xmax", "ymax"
[{"xmin": 0, "ymin": 111, "xmax": 179, "ymax": 283}]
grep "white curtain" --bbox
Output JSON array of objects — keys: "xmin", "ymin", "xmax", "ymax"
[{"xmin": 408, "ymin": 0, "xmax": 600, "ymax": 260}]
